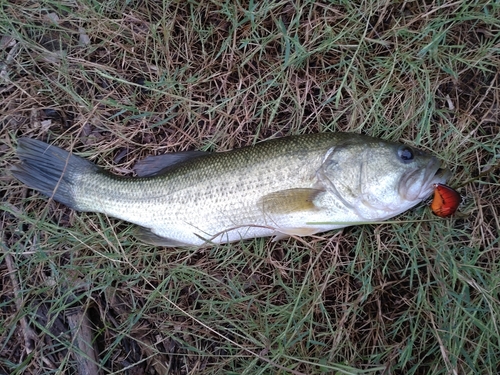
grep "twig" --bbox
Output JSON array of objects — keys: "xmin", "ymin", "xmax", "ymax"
[
  {"xmin": 4, "ymin": 251, "xmax": 37, "ymax": 355},
  {"xmin": 66, "ymin": 305, "xmax": 101, "ymax": 375}
]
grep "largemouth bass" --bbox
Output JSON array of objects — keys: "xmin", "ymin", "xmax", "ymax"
[{"xmin": 12, "ymin": 133, "xmax": 450, "ymax": 247}]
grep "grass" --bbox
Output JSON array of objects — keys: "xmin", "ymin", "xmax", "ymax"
[{"xmin": 1, "ymin": 0, "xmax": 500, "ymax": 374}]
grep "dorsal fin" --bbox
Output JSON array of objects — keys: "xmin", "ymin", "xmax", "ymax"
[{"xmin": 133, "ymin": 151, "xmax": 210, "ymax": 177}]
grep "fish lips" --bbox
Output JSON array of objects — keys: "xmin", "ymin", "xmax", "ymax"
[
  {"xmin": 401, "ymin": 157, "xmax": 451, "ymax": 202},
  {"xmin": 420, "ymin": 158, "xmax": 451, "ymax": 199}
]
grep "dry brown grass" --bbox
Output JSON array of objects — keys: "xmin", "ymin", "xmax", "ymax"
[{"xmin": 1, "ymin": 1, "xmax": 500, "ymax": 374}]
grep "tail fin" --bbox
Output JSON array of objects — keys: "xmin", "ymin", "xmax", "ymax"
[{"xmin": 11, "ymin": 138, "xmax": 98, "ymax": 210}]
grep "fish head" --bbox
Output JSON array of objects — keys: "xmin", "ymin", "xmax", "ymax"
[{"xmin": 317, "ymin": 138, "xmax": 450, "ymax": 221}]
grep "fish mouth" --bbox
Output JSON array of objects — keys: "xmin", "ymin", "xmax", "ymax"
[
  {"xmin": 433, "ymin": 165, "xmax": 451, "ymax": 182},
  {"xmin": 400, "ymin": 157, "xmax": 451, "ymax": 202},
  {"xmin": 419, "ymin": 158, "xmax": 451, "ymax": 199}
]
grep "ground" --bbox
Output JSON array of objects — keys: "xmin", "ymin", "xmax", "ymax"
[{"xmin": 1, "ymin": 1, "xmax": 499, "ymax": 374}]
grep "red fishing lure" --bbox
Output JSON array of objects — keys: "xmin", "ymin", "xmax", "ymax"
[{"xmin": 431, "ymin": 183, "xmax": 460, "ymax": 217}]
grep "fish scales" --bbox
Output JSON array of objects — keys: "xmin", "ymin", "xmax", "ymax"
[
  {"xmin": 72, "ymin": 134, "xmax": 329, "ymax": 243},
  {"xmin": 12, "ymin": 133, "xmax": 451, "ymax": 246}
]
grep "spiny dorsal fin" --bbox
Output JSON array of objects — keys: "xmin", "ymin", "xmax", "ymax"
[{"xmin": 133, "ymin": 151, "xmax": 210, "ymax": 177}]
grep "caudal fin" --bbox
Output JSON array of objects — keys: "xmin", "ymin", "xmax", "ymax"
[{"xmin": 11, "ymin": 138, "xmax": 98, "ymax": 210}]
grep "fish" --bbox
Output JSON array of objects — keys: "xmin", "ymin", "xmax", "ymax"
[
  {"xmin": 430, "ymin": 183, "xmax": 460, "ymax": 217},
  {"xmin": 11, "ymin": 133, "xmax": 451, "ymax": 247}
]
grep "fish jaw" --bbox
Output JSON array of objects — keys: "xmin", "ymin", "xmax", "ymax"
[
  {"xmin": 368, "ymin": 159, "xmax": 451, "ymax": 220},
  {"xmin": 399, "ymin": 157, "xmax": 451, "ymax": 203}
]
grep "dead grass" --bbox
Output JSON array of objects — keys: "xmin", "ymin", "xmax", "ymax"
[{"xmin": 1, "ymin": 0, "xmax": 500, "ymax": 374}]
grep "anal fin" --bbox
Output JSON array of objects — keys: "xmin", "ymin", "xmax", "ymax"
[
  {"xmin": 272, "ymin": 227, "xmax": 321, "ymax": 242},
  {"xmin": 135, "ymin": 227, "xmax": 191, "ymax": 247}
]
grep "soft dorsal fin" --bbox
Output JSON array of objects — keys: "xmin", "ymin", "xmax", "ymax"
[
  {"xmin": 133, "ymin": 151, "xmax": 210, "ymax": 177},
  {"xmin": 258, "ymin": 188, "xmax": 324, "ymax": 215}
]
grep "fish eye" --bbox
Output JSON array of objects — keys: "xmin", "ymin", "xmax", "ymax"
[{"xmin": 398, "ymin": 146, "xmax": 414, "ymax": 163}]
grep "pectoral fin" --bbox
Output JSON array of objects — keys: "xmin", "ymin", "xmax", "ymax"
[{"xmin": 258, "ymin": 188, "xmax": 323, "ymax": 215}]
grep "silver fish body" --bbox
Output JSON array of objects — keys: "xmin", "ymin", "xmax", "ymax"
[{"xmin": 12, "ymin": 133, "xmax": 450, "ymax": 246}]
